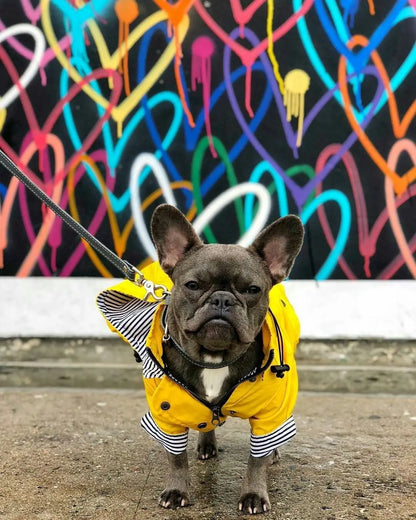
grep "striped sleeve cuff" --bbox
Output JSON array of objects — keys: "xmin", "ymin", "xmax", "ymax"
[
  {"xmin": 140, "ymin": 412, "xmax": 188, "ymax": 455},
  {"xmin": 250, "ymin": 416, "xmax": 296, "ymax": 458}
]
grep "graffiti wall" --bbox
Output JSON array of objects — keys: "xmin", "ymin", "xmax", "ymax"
[{"xmin": 0, "ymin": 0, "xmax": 415, "ymax": 280}]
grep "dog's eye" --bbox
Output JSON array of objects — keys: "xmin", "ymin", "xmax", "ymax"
[
  {"xmin": 246, "ymin": 285, "xmax": 261, "ymax": 294},
  {"xmin": 185, "ymin": 281, "xmax": 200, "ymax": 291}
]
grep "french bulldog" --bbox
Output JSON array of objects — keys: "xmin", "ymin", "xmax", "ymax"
[{"xmin": 148, "ymin": 204, "xmax": 304, "ymax": 514}]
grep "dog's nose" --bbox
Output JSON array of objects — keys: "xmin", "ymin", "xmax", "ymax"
[{"xmin": 210, "ymin": 291, "xmax": 235, "ymax": 311}]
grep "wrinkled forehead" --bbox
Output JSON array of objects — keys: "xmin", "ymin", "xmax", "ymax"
[{"xmin": 174, "ymin": 244, "xmax": 270, "ymax": 282}]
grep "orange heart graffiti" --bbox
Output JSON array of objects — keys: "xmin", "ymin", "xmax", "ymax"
[
  {"xmin": 152, "ymin": 0, "xmax": 197, "ymax": 126},
  {"xmin": 339, "ymin": 35, "xmax": 416, "ymax": 195}
]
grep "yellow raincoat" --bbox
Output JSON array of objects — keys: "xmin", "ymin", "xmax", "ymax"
[{"xmin": 97, "ymin": 262, "xmax": 300, "ymax": 457}]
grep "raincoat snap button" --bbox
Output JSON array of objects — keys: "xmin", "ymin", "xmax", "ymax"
[
  {"xmin": 197, "ymin": 422, "xmax": 207, "ymax": 429},
  {"xmin": 160, "ymin": 401, "xmax": 170, "ymax": 411}
]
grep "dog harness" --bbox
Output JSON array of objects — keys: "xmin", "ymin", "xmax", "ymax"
[{"xmin": 97, "ymin": 262, "xmax": 300, "ymax": 458}]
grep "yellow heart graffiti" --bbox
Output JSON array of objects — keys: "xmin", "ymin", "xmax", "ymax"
[
  {"xmin": 67, "ymin": 154, "xmax": 195, "ymax": 277},
  {"xmin": 41, "ymin": 0, "xmax": 190, "ymax": 135}
]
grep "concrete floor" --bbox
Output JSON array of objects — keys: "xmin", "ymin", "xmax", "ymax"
[{"xmin": 1, "ymin": 389, "xmax": 415, "ymax": 520}]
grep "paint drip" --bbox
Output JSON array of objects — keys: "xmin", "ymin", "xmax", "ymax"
[
  {"xmin": 367, "ymin": 0, "xmax": 375, "ymax": 15},
  {"xmin": 115, "ymin": 0, "xmax": 139, "ymax": 97},
  {"xmin": 173, "ymin": 26, "xmax": 195, "ymax": 128},
  {"xmin": 191, "ymin": 36, "xmax": 217, "ymax": 157},
  {"xmin": 266, "ymin": 0, "xmax": 284, "ymax": 93},
  {"xmin": 283, "ymin": 69, "xmax": 310, "ymax": 147}
]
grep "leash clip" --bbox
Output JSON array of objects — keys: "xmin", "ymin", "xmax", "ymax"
[
  {"xmin": 123, "ymin": 261, "xmax": 170, "ymax": 302},
  {"xmin": 142, "ymin": 279, "xmax": 170, "ymax": 302}
]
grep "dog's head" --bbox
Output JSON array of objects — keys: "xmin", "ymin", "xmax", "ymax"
[{"xmin": 151, "ymin": 205, "xmax": 304, "ymax": 362}]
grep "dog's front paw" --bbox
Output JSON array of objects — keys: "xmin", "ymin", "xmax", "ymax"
[
  {"xmin": 197, "ymin": 430, "xmax": 218, "ymax": 460},
  {"xmin": 238, "ymin": 492, "xmax": 270, "ymax": 515},
  {"xmin": 159, "ymin": 489, "xmax": 190, "ymax": 509},
  {"xmin": 197, "ymin": 441, "xmax": 217, "ymax": 460}
]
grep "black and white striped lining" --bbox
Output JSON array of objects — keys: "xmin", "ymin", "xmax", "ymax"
[
  {"xmin": 141, "ymin": 412, "xmax": 188, "ymax": 454},
  {"xmin": 250, "ymin": 415, "xmax": 296, "ymax": 458},
  {"xmin": 96, "ymin": 290, "xmax": 164, "ymax": 379}
]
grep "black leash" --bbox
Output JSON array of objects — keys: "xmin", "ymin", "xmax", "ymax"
[{"xmin": 0, "ymin": 148, "xmax": 169, "ymax": 301}]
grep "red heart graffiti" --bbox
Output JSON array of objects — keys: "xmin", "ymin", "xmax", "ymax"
[
  {"xmin": 195, "ymin": 0, "xmax": 313, "ymax": 69},
  {"xmin": 384, "ymin": 139, "xmax": 416, "ymax": 278},
  {"xmin": 230, "ymin": 0, "xmax": 267, "ymax": 29},
  {"xmin": 314, "ymin": 142, "xmax": 416, "ymax": 279},
  {"xmin": 194, "ymin": 0, "xmax": 313, "ymax": 115},
  {"xmin": 0, "ymin": 42, "xmax": 121, "ymax": 275}
]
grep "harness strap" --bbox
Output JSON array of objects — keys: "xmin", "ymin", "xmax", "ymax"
[
  {"xmin": 0, "ymin": 149, "xmax": 168, "ymax": 301},
  {"xmin": 161, "ymin": 304, "xmax": 288, "ymax": 373},
  {"xmin": 160, "ymin": 305, "xmax": 248, "ymax": 369}
]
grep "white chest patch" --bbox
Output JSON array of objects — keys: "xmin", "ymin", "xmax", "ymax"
[{"xmin": 201, "ymin": 355, "xmax": 229, "ymax": 402}]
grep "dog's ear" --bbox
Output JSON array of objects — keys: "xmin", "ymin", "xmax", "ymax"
[
  {"xmin": 151, "ymin": 204, "xmax": 203, "ymax": 275},
  {"xmin": 249, "ymin": 215, "xmax": 304, "ymax": 284}
]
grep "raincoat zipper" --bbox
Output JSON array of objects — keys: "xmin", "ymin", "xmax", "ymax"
[{"xmin": 145, "ymin": 346, "xmax": 275, "ymax": 426}]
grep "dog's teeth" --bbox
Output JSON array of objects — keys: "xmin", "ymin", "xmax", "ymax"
[
  {"xmin": 238, "ymin": 503, "xmax": 242, "ymax": 511},
  {"xmin": 181, "ymin": 499, "xmax": 186, "ymax": 506}
]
